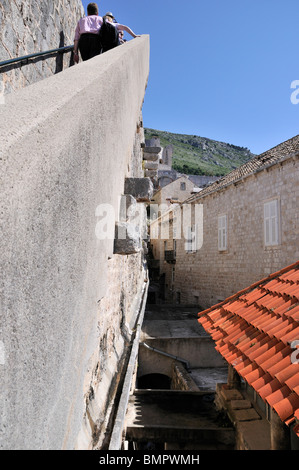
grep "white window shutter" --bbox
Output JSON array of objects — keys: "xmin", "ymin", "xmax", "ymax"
[
  {"xmin": 218, "ymin": 215, "xmax": 227, "ymax": 251},
  {"xmin": 264, "ymin": 199, "xmax": 279, "ymax": 246}
]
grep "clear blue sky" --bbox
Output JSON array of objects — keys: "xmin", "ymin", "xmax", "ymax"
[{"xmin": 81, "ymin": 0, "xmax": 299, "ymax": 155}]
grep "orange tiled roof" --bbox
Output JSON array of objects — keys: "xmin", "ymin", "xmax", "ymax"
[{"xmin": 198, "ymin": 261, "xmax": 299, "ymax": 433}]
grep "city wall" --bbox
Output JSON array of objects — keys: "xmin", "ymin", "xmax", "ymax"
[
  {"xmin": 0, "ymin": 0, "xmax": 84, "ymax": 94},
  {"xmin": 0, "ymin": 35, "xmax": 150, "ymax": 450}
]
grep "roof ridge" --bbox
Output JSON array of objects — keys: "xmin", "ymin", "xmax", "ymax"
[{"xmin": 185, "ymin": 134, "xmax": 299, "ymax": 204}]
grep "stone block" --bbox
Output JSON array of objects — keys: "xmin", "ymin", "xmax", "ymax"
[
  {"xmin": 143, "ymin": 146, "xmax": 161, "ymax": 153},
  {"xmin": 124, "ymin": 177, "xmax": 154, "ymax": 202},
  {"xmin": 231, "ymin": 408, "xmax": 261, "ymax": 422},
  {"xmin": 230, "ymin": 399, "xmax": 252, "ymax": 410},
  {"xmin": 145, "ymin": 169, "xmax": 158, "ymax": 178},
  {"xmin": 144, "ymin": 161, "xmax": 158, "ymax": 170},
  {"xmin": 119, "ymin": 194, "xmax": 137, "ymax": 222},
  {"xmin": 221, "ymin": 388, "xmax": 244, "ymax": 401},
  {"xmin": 143, "ymin": 152, "xmax": 159, "ymax": 161},
  {"xmin": 114, "ymin": 222, "xmax": 142, "ymax": 255}
]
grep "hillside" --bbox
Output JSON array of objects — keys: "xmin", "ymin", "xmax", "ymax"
[{"xmin": 144, "ymin": 128, "xmax": 255, "ymax": 176}]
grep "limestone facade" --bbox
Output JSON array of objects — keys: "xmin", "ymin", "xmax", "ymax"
[
  {"xmin": 151, "ymin": 175, "xmax": 199, "ymax": 210},
  {"xmin": 150, "ymin": 138, "xmax": 299, "ymax": 309},
  {"xmin": 0, "ymin": 0, "xmax": 84, "ymax": 94}
]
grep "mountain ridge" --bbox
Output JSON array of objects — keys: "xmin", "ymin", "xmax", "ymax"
[{"xmin": 144, "ymin": 128, "xmax": 256, "ymax": 177}]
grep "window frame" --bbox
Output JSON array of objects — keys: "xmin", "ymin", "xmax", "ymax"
[
  {"xmin": 264, "ymin": 198, "xmax": 280, "ymax": 247},
  {"xmin": 218, "ymin": 214, "xmax": 228, "ymax": 252},
  {"xmin": 185, "ymin": 224, "xmax": 197, "ymax": 253}
]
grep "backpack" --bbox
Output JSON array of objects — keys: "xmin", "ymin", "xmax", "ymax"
[{"xmin": 98, "ymin": 19, "xmax": 120, "ymax": 52}]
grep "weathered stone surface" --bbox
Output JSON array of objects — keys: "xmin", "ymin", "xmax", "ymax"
[
  {"xmin": 124, "ymin": 177, "xmax": 154, "ymax": 202},
  {"xmin": 145, "ymin": 169, "xmax": 158, "ymax": 178},
  {"xmin": 143, "ymin": 146, "xmax": 161, "ymax": 153},
  {"xmin": 231, "ymin": 408, "xmax": 261, "ymax": 422},
  {"xmin": 119, "ymin": 194, "xmax": 137, "ymax": 222},
  {"xmin": 230, "ymin": 399, "xmax": 252, "ymax": 410},
  {"xmin": 114, "ymin": 222, "xmax": 142, "ymax": 254},
  {"xmin": 144, "ymin": 161, "xmax": 158, "ymax": 170},
  {"xmin": 0, "ymin": 34, "xmax": 150, "ymax": 450},
  {"xmin": 0, "ymin": 0, "xmax": 84, "ymax": 94},
  {"xmin": 221, "ymin": 388, "xmax": 244, "ymax": 401},
  {"xmin": 143, "ymin": 152, "xmax": 159, "ymax": 161}
]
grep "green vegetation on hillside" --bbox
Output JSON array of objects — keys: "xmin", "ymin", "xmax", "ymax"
[{"xmin": 144, "ymin": 128, "xmax": 255, "ymax": 176}]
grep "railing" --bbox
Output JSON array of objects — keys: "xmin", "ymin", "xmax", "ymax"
[{"xmin": 0, "ymin": 45, "xmax": 74, "ymax": 72}]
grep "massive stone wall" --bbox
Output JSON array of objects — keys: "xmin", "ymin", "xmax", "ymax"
[
  {"xmin": 0, "ymin": 0, "xmax": 84, "ymax": 94},
  {"xmin": 0, "ymin": 35, "xmax": 150, "ymax": 450}
]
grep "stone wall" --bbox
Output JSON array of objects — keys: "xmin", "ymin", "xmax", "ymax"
[
  {"xmin": 0, "ymin": 35, "xmax": 150, "ymax": 450},
  {"xmin": 151, "ymin": 155, "xmax": 299, "ymax": 308},
  {"xmin": 0, "ymin": 0, "xmax": 84, "ymax": 94},
  {"xmin": 171, "ymin": 363, "xmax": 199, "ymax": 391}
]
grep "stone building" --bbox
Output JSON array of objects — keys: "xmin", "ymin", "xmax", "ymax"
[
  {"xmin": 151, "ymin": 175, "xmax": 199, "ymax": 212},
  {"xmin": 150, "ymin": 134, "xmax": 299, "ymax": 307}
]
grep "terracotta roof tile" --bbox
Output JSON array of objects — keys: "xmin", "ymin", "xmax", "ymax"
[
  {"xmin": 285, "ymin": 372, "xmax": 299, "ymax": 392},
  {"xmin": 258, "ymin": 378, "xmax": 282, "ymax": 400},
  {"xmin": 198, "ymin": 260, "xmax": 299, "ymax": 430},
  {"xmin": 273, "ymin": 393, "xmax": 299, "ymax": 422},
  {"xmin": 251, "ymin": 372, "xmax": 272, "ymax": 392},
  {"xmin": 266, "ymin": 385, "xmax": 292, "ymax": 407}
]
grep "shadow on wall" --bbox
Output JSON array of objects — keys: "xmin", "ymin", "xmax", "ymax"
[{"xmin": 55, "ymin": 31, "xmax": 75, "ymax": 73}]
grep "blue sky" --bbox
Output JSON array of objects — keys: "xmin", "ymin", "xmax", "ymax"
[{"xmin": 81, "ymin": 0, "xmax": 299, "ymax": 155}]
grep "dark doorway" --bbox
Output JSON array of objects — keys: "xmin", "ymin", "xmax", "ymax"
[{"xmin": 137, "ymin": 373, "xmax": 171, "ymax": 390}]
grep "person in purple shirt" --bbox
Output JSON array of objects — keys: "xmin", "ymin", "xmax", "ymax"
[
  {"xmin": 74, "ymin": 3, "xmax": 102, "ymax": 62},
  {"xmin": 74, "ymin": 4, "xmax": 140, "ymax": 62}
]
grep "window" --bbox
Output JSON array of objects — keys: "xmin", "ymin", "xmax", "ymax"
[
  {"xmin": 264, "ymin": 199, "xmax": 279, "ymax": 246},
  {"xmin": 218, "ymin": 215, "xmax": 227, "ymax": 251},
  {"xmin": 180, "ymin": 182, "xmax": 186, "ymax": 191},
  {"xmin": 185, "ymin": 225, "xmax": 197, "ymax": 252}
]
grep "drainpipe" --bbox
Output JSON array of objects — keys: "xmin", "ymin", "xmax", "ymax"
[{"xmin": 140, "ymin": 342, "xmax": 191, "ymax": 372}]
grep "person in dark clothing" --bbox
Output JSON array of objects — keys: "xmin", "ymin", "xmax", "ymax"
[{"xmin": 100, "ymin": 12, "xmax": 139, "ymax": 52}]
